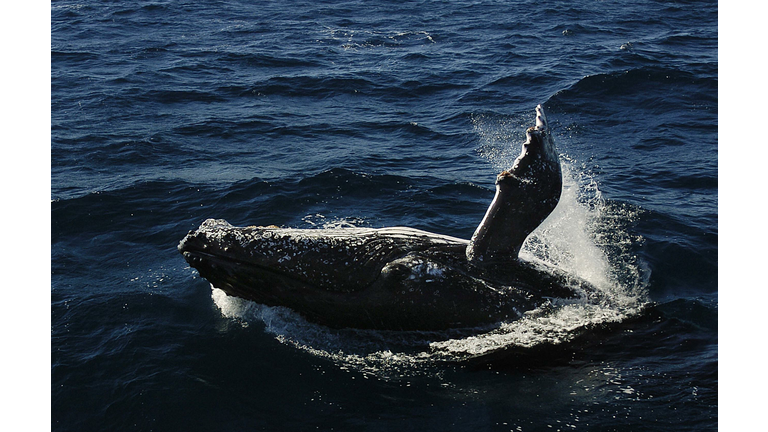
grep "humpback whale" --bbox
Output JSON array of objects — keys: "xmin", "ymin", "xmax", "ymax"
[{"xmin": 179, "ymin": 105, "xmax": 598, "ymax": 330}]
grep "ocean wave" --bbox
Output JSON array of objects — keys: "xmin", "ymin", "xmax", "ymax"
[{"xmin": 549, "ymin": 67, "xmax": 716, "ymax": 116}]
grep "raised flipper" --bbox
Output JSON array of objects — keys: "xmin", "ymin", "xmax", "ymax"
[{"xmin": 466, "ymin": 105, "xmax": 562, "ymax": 263}]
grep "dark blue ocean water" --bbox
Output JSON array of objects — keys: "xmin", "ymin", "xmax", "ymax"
[{"xmin": 51, "ymin": 0, "xmax": 717, "ymax": 430}]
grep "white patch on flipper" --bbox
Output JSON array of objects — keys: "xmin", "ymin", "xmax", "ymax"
[{"xmin": 535, "ymin": 104, "xmax": 548, "ymax": 130}]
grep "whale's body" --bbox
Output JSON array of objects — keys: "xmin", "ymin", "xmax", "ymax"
[{"xmin": 179, "ymin": 105, "xmax": 597, "ymax": 330}]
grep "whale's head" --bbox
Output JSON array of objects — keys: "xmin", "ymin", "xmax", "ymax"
[{"xmin": 178, "ymin": 219, "xmax": 393, "ymax": 298}]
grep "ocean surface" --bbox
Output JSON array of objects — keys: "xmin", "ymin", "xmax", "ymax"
[{"xmin": 51, "ymin": 0, "xmax": 717, "ymax": 430}]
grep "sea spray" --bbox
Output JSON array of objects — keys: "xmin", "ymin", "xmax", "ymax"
[
  {"xmin": 428, "ymin": 158, "xmax": 648, "ymax": 360},
  {"xmin": 521, "ymin": 162, "xmax": 614, "ymax": 288}
]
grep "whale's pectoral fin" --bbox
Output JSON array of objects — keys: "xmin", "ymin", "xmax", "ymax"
[{"xmin": 466, "ymin": 105, "xmax": 562, "ymax": 264}]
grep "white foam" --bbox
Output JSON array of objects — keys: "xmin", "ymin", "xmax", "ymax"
[{"xmin": 521, "ymin": 162, "xmax": 613, "ymax": 288}]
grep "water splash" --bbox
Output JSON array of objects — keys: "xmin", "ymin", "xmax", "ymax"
[
  {"xmin": 212, "ymin": 286, "xmax": 449, "ymax": 378},
  {"xmin": 472, "ymin": 112, "xmax": 529, "ymax": 172},
  {"xmin": 428, "ymin": 157, "xmax": 648, "ymax": 360},
  {"xmin": 300, "ymin": 213, "xmax": 369, "ymax": 229}
]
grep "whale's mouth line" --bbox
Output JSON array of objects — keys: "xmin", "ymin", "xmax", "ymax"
[
  {"xmin": 181, "ymin": 248, "xmax": 372, "ymax": 294},
  {"xmin": 182, "ymin": 248, "xmax": 304, "ymax": 284}
]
